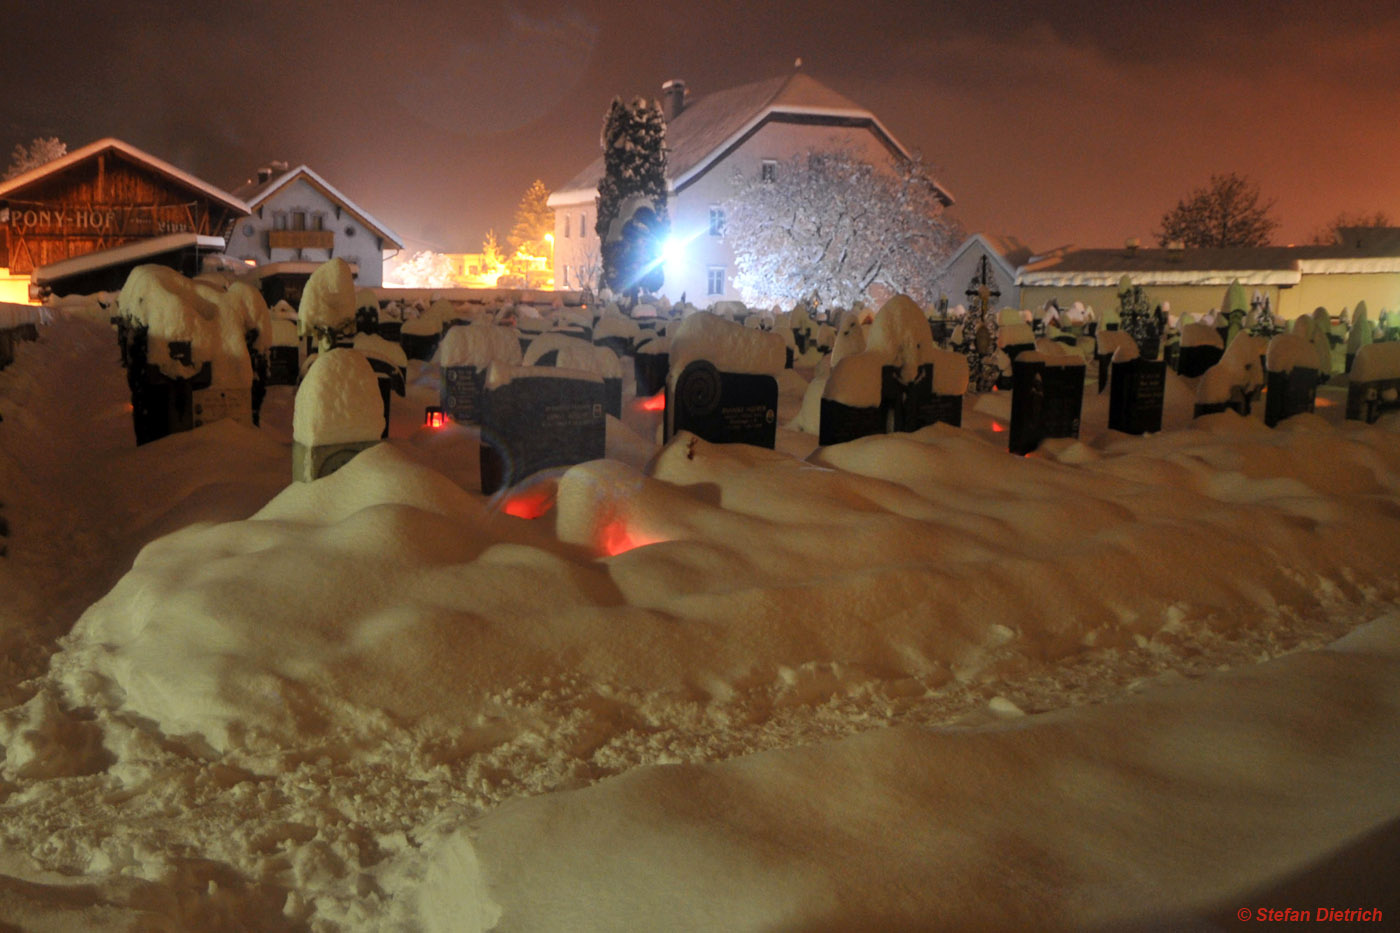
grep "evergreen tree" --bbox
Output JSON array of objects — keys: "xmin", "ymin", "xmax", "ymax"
[
  {"xmin": 595, "ymin": 97, "xmax": 669, "ymax": 301},
  {"xmin": 506, "ymin": 179, "xmax": 554, "ymax": 257}
]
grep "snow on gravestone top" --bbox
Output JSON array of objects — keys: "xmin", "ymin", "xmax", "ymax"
[
  {"xmin": 668, "ymin": 311, "xmax": 785, "ymax": 376},
  {"xmin": 293, "ymin": 349, "xmax": 386, "ymax": 446},
  {"xmin": 823, "ymin": 350, "xmax": 886, "ymax": 408},
  {"xmin": 1265, "ymin": 333, "xmax": 1325, "ymax": 373},
  {"xmin": 439, "ymin": 324, "xmax": 523, "ymax": 370},
  {"xmin": 997, "ymin": 308, "xmax": 1025, "ymax": 326},
  {"xmin": 998, "ymin": 322, "xmax": 1035, "ymax": 348},
  {"xmin": 1196, "ymin": 334, "xmax": 1269, "ymax": 403},
  {"xmin": 867, "ymin": 294, "xmax": 936, "ymax": 383},
  {"xmin": 352, "ymin": 333, "xmax": 408, "ymax": 371},
  {"xmin": 1350, "ymin": 341, "xmax": 1400, "ymax": 383},
  {"xmin": 594, "ymin": 313, "xmax": 643, "ymax": 342},
  {"xmin": 1016, "ymin": 349, "xmax": 1086, "ymax": 368},
  {"xmin": 929, "ymin": 347, "xmax": 970, "ymax": 395},
  {"xmin": 829, "ymin": 313, "xmax": 867, "ymax": 368},
  {"xmin": 523, "ymin": 333, "xmax": 623, "ymax": 379},
  {"xmin": 355, "ymin": 288, "xmax": 380, "ymax": 316},
  {"xmin": 297, "ymin": 258, "xmax": 356, "ymax": 337},
  {"xmin": 270, "ymin": 318, "xmax": 300, "ymax": 347},
  {"xmin": 401, "ymin": 300, "xmax": 452, "ymax": 336},
  {"xmin": 220, "ymin": 281, "xmax": 272, "ymax": 355},
  {"xmin": 1181, "ymin": 322, "xmax": 1224, "ymax": 349},
  {"xmin": 117, "ymin": 264, "xmax": 254, "ymax": 387},
  {"xmin": 484, "ymin": 361, "xmax": 603, "ymax": 390},
  {"xmin": 1097, "ymin": 329, "xmax": 1137, "ymax": 358}
]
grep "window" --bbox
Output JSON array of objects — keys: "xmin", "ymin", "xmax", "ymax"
[
  {"xmin": 273, "ymin": 212, "xmax": 287, "ymax": 230},
  {"xmin": 707, "ymin": 266, "xmax": 725, "ymax": 296},
  {"xmin": 760, "ymin": 160, "xmax": 777, "ymax": 183},
  {"xmin": 563, "ymin": 215, "xmax": 570, "ymax": 238},
  {"xmin": 708, "ymin": 206, "xmax": 725, "ymax": 236},
  {"xmin": 578, "ymin": 212, "xmax": 586, "ymax": 237},
  {"xmin": 312, "ymin": 214, "xmax": 324, "ymax": 231},
  {"xmin": 561, "ymin": 264, "xmax": 570, "ymax": 288},
  {"xmin": 291, "ymin": 211, "xmax": 306, "ymax": 231}
]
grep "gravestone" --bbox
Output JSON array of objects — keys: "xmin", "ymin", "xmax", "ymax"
[
  {"xmin": 1008, "ymin": 356, "xmax": 1085, "ymax": 455},
  {"xmin": 441, "ymin": 364, "xmax": 486, "ymax": 425},
  {"xmin": 1177, "ymin": 344, "xmax": 1224, "ymax": 378},
  {"xmin": 634, "ymin": 349, "xmax": 669, "ymax": 397},
  {"xmin": 1107, "ymin": 358, "xmax": 1166, "ymax": 435},
  {"xmin": 878, "ymin": 363, "xmax": 962, "ymax": 431},
  {"xmin": 666, "ymin": 360, "xmax": 778, "ymax": 448},
  {"xmin": 479, "ymin": 370, "xmax": 606, "ymax": 494},
  {"xmin": 1263, "ymin": 368, "xmax": 1318, "ymax": 427},
  {"xmin": 818, "ymin": 398, "xmax": 884, "ymax": 446},
  {"xmin": 267, "ymin": 345, "xmax": 300, "ymax": 385}
]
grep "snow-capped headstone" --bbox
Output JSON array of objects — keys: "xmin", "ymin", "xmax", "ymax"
[
  {"xmin": 1177, "ymin": 323, "xmax": 1225, "ymax": 377},
  {"xmin": 438, "ymin": 324, "xmax": 523, "ymax": 425},
  {"xmin": 291, "ymin": 349, "xmax": 384, "ymax": 481},
  {"xmin": 665, "ymin": 313, "xmax": 782, "ymax": 448},
  {"xmin": 818, "ymin": 351, "xmax": 886, "ymax": 446},
  {"xmin": 1008, "ymin": 351, "xmax": 1086, "ymax": 455},
  {"xmin": 524, "ymin": 334, "xmax": 624, "ymax": 418},
  {"xmin": 298, "ymin": 258, "xmax": 357, "ymax": 353},
  {"xmin": 1263, "ymin": 333, "xmax": 1320, "ymax": 428},
  {"xmin": 1107, "ymin": 357, "xmax": 1166, "ymax": 435},
  {"xmin": 1345, "ymin": 341, "xmax": 1400, "ymax": 423},
  {"xmin": 478, "ymin": 364, "xmax": 606, "ymax": 494},
  {"xmin": 266, "ymin": 317, "xmax": 301, "ymax": 386},
  {"xmin": 633, "ymin": 334, "xmax": 670, "ymax": 398}
]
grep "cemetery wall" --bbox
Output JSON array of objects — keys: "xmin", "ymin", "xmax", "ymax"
[
  {"xmin": 1020, "ymin": 283, "xmax": 1285, "ymax": 320},
  {"xmin": 1285, "ymin": 272, "xmax": 1400, "ymax": 320}
]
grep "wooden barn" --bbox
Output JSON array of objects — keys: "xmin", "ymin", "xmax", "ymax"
[{"xmin": 0, "ymin": 138, "xmax": 248, "ymax": 288}]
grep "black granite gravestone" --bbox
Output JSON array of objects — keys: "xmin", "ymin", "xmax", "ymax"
[
  {"xmin": 1177, "ymin": 344, "xmax": 1224, "ymax": 378},
  {"xmin": 377, "ymin": 321, "xmax": 401, "ymax": 342},
  {"xmin": 1263, "ymin": 368, "xmax": 1318, "ymax": 427},
  {"xmin": 479, "ymin": 372, "xmax": 606, "ymax": 494},
  {"xmin": 267, "ymin": 345, "xmax": 300, "ymax": 386},
  {"xmin": 1345, "ymin": 378, "xmax": 1400, "ymax": 423},
  {"xmin": 666, "ymin": 360, "xmax": 778, "ymax": 448},
  {"xmin": 634, "ymin": 350, "xmax": 669, "ymax": 397},
  {"xmin": 1107, "ymin": 358, "xmax": 1166, "ymax": 435},
  {"xmin": 400, "ymin": 331, "xmax": 441, "ymax": 361},
  {"xmin": 879, "ymin": 363, "xmax": 961, "ymax": 431},
  {"xmin": 819, "ymin": 398, "xmax": 884, "ymax": 446},
  {"xmin": 441, "ymin": 364, "xmax": 485, "ymax": 425},
  {"xmin": 530, "ymin": 348, "xmax": 622, "ymax": 418},
  {"xmin": 1008, "ymin": 357, "xmax": 1085, "ymax": 455}
]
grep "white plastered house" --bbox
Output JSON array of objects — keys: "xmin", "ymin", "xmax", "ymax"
[{"xmin": 547, "ymin": 72, "xmax": 951, "ymax": 305}]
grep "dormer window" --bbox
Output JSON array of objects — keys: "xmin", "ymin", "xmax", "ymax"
[{"xmin": 760, "ymin": 160, "xmax": 778, "ymax": 183}]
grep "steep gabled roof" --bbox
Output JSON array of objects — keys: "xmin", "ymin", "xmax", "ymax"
[
  {"xmin": 0, "ymin": 137, "xmax": 248, "ymax": 214},
  {"xmin": 31, "ymin": 232, "xmax": 225, "ymax": 285},
  {"xmin": 549, "ymin": 73, "xmax": 951, "ymax": 206},
  {"xmin": 237, "ymin": 164, "xmax": 403, "ymax": 249}
]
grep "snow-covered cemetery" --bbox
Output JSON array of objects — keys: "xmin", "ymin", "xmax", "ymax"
[{"xmin": 2, "ymin": 7, "xmax": 1400, "ymax": 929}]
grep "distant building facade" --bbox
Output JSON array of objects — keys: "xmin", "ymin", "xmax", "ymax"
[
  {"xmin": 226, "ymin": 164, "xmax": 403, "ymax": 287},
  {"xmin": 0, "ymin": 137, "xmax": 247, "ymax": 301},
  {"xmin": 548, "ymin": 73, "xmax": 951, "ymax": 305},
  {"xmin": 1018, "ymin": 230, "xmax": 1400, "ymax": 320}
]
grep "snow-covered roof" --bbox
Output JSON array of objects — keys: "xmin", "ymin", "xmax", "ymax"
[
  {"xmin": 548, "ymin": 73, "xmax": 952, "ymax": 207},
  {"xmin": 0, "ymin": 137, "xmax": 248, "ymax": 214},
  {"xmin": 236, "ymin": 164, "xmax": 404, "ymax": 249},
  {"xmin": 939, "ymin": 234, "xmax": 1032, "ymax": 285},
  {"xmin": 31, "ymin": 232, "xmax": 226, "ymax": 284},
  {"xmin": 1018, "ymin": 243, "xmax": 1400, "ymax": 288}
]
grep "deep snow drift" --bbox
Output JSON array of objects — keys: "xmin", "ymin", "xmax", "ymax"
[{"xmin": 1, "ymin": 312, "xmax": 1399, "ymax": 930}]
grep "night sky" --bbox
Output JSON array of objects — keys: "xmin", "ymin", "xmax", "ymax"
[{"xmin": 5, "ymin": 1, "xmax": 1398, "ymax": 255}]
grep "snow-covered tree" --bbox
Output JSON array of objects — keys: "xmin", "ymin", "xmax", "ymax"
[
  {"xmin": 1155, "ymin": 172, "xmax": 1279, "ymax": 248},
  {"xmin": 507, "ymin": 179, "xmax": 555, "ymax": 257},
  {"xmin": 4, "ymin": 136, "xmax": 67, "ymax": 180},
  {"xmin": 595, "ymin": 97, "xmax": 669, "ymax": 301},
  {"xmin": 723, "ymin": 149, "xmax": 960, "ymax": 309},
  {"xmin": 388, "ymin": 250, "xmax": 457, "ymax": 289}
]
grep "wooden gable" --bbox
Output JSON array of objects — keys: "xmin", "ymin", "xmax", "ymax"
[{"xmin": 1, "ymin": 146, "xmax": 245, "ymax": 275}]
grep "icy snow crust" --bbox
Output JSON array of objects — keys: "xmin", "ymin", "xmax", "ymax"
[{"xmin": 4, "ymin": 314, "xmax": 1400, "ymax": 929}]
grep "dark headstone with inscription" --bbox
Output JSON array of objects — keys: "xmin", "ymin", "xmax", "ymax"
[
  {"xmin": 1264, "ymin": 368, "xmax": 1318, "ymax": 427},
  {"xmin": 666, "ymin": 360, "xmax": 778, "ymax": 449},
  {"xmin": 881, "ymin": 363, "xmax": 959, "ymax": 432},
  {"xmin": 1008, "ymin": 356, "xmax": 1085, "ymax": 455},
  {"xmin": 479, "ymin": 369, "xmax": 607, "ymax": 494},
  {"xmin": 634, "ymin": 350, "xmax": 669, "ymax": 398},
  {"xmin": 377, "ymin": 320, "xmax": 401, "ymax": 342},
  {"xmin": 819, "ymin": 398, "xmax": 884, "ymax": 446},
  {"xmin": 1107, "ymin": 358, "xmax": 1166, "ymax": 435},
  {"xmin": 441, "ymin": 364, "xmax": 485, "ymax": 425},
  {"xmin": 594, "ymin": 334, "xmax": 633, "ymax": 359},
  {"xmin": 266, "ymin": 345, "xmax": 300, "ymax": 386},
  {"xmin": 400, "ymin": 331, "xmax": 441, "ymax": 361}
]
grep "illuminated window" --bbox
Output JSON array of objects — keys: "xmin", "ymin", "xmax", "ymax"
[
  {"xmin": 760, "ymin": 160, "xmax": 777, "ymax": 183},
  {"xmin": 707, "ymin": 266, "xmax": 724, "ymax": 296},
  {"xmin": 291, "ymin": 211, "xmax": 306, "ymax": 231},
  {"xmin": 708, "ymin": 206, "xmax": 725, "ymax": 236}
]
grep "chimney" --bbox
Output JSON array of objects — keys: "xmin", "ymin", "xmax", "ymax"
[
  {"xmin": 661, "ymin": 79, "xmax": 687, "ymax": 122},
  {"xmin": 257, "ymin": 166, "xmax": 273, "ymax": 184},
  {"xmin": 1124, "ymin": 236, "xmax": 1140, "ymax": 257}
]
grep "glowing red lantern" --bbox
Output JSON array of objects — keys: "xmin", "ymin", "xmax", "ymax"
[{"xmin": 424, "ymin": 406, "xmax": 446, "ymax": 429}]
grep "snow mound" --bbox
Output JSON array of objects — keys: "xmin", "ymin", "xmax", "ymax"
[{"xmin": 292, "ymin": 348, "xmax": 386, "ymax": 445}]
